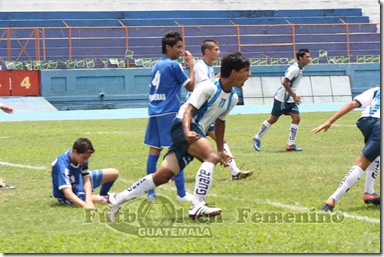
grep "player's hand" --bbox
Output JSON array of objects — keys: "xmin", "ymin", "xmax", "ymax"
[
  {"xmin": 312, "ymin": 122, "xmax": 331, "ymax": 134},
  {"xmin": 185, "ymin": 130, "xmax": 198, "ymax": 143},
  {"xmin": 184, "ymin": 51, "xmax": 193, "ymax": 64},
  {"xmin": 293, "ymin": 95, "xmax": 301, "ymax": 105},
  {"xmin": 83, "ymin": 203, "xmax": 96, "ymax": 210},
  {"xmin": 0, "ymin": 105, "xmax": 13, "ymax": 114},
  {"xmin": 218, "ymin": 151, "xmax": 234, "ymax": 167}
]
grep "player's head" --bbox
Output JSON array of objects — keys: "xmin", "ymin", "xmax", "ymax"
[
  {"xmin": 296, "ymin": 48, "xmax": 311, "ymax": 67},
  {"xmin": 162, "ymin": 31, "xmax": 183, "ymax": 59},
  {"xmin": 71, "ymin": 138, "xmax": 95, "ymax": 165},
  {"xmin": 220, "ymin": 52, "xmax": 250, "ymax": 87},
  {"xmin": 201, "ymin": 39, "xmax": 220, "ymax": 61}
]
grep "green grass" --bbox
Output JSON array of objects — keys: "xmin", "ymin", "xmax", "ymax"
[{"xmin": 0, "ymin": 112, "xmax": 380, "ymax": 253}]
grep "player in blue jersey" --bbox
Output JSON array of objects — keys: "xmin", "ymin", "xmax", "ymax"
[
  {"xmin": 108, "ymin": 52, "xmax": 251, "ymax": 221},
  {"xmin": 194, "ymin": 39, "xmax": 253, "ymax": 180},
  {"xmin": 312, "ymin": 86, "xmax": 380, "ymax": 211},
  {"xmin": 144, "ymin": 31, "xmax": 195, "ymax": 202},
  {"xmin": 252, "ymin": 49, "xmax": 311, "ymax": 152},
  {"xmin": 51, "ymin": 138, "xmax": 119, "ymax": 209},
  {"xmin": 0, "ymin": 102, "xmax": 15, "ymax": 189}
]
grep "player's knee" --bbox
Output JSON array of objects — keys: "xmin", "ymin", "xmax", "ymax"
[{"xmin": 205, "ymin": 152, "xmax": 220, "ymax": 164}]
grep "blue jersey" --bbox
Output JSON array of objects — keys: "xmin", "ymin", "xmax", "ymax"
[
  {"xmin": 51, "ymin": 149, "xmax": 90, "ymax": 199},
  {"xmin": 148, "ymin": 56, "xmax": 190, "ymax": 116}
]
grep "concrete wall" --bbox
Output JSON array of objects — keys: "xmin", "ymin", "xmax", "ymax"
[{"xmin": 40, "ymin": 63, "xmax": 380, "ymax": 110}]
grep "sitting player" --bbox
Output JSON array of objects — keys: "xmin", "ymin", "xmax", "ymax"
[{"xmin": 51, "ymin": 138, "xmax": 119, "ymax": 209}]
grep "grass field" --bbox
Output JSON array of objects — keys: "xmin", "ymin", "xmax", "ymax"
[{"xmin": 0, "ymin": 111, "xmax": 380, "ymax": 253}]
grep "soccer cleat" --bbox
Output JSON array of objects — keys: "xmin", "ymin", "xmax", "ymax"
[
  {"xmin": 232, "ymin": 169, "xmax": 254, "ymax": 180},
  {"xmin": 253, "ymin": 138, "xmax": 261, "ymax": 151},
  {"xmin": 107, "ymin": 193, "xmax": 121, "ymax": 222},
  {"xmin": 146, "ymin": 194, "xmax": 157, "ymax": 202},
  {"xmin": 176, "ymin": 191, "xmax": 194, "ymax": 202},
  {"xmin": 320, "ymin": 198, "xmax": 335, "ymax": 212},
  {"xmin": 0, "ymin": 178, "xmax": 15, "ymax": 190},
  {"xmin": 188, "ymin": 202, "xmax": 222, "ymax": 220},
  {"xmin": 285, "ymin": 144, "xmax": 302, "ymax": 151},
  {"xmin": 363, "ymin": 192, "xmax": 380, "ymax": 205}
]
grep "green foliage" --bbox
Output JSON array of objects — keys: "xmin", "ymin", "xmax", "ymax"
[{"xmin": 0, "ymin": 112, "xmax": 379, "ymax": 253}]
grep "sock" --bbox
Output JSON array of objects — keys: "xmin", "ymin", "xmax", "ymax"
[
  {"xmin": 287, "ymin": 123, "xmax": 299, "ymax": 146},
  {"xmin": 174, "ymin": 170, "xmax": 187, "ymax": 197},
  {"xmin": 254, "ymin": 120, "xmax": 271, "ymax": 139},
  {"xmin": 193, "ymin": 162, "xmax": 215, "ymax": 206},
  {"xmin": 115, "ymin": 174, "xmax": 155, "ymax": 205},
  {"xmin": 99, "ymin": 181, "xmax": 115, "ymax": 196},
  {"xmin": 224, "ymin": 143, "xmax": 239, "ymax": 175},
  {"xmin": 330, "ymin": 165, "xmax": 363, "ymax": 203},
  {"xmin": 146, "ymin": 154, "xmax": 159, "ymax": 196},
  {"xmin": 365, "ymin": 157, "xmax": 380, "ymax": 194}
]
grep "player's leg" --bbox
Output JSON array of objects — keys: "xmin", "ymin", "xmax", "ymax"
[
  {"xmin": 321, "ymin": 118, "xmax": 380, "ymax": 211},
  {"xmin": 222, "ymin": 138, "xmax": 254, "ymax": 180},
  {"xmin": 286, "ymin": 104, "xmax": 302, "ymax": 151},
  {"xmin": 107, "ymin": 153, "xmax": 180, "ymax": 222},
  {"xmin": 253, "ymin": 99, "xmax": 281, "ymax": 151},
  {"xmin": 363, "ymin": 156, "xmax": 380, "ymax": 205},
  {"xmin": 144, "ymin": 116, "xmax": 162, "ymax": 200},
  {"xmin": 88, "ymin": 168, "xmax": 119, "ymax": 204},
  {"xmin": 187, "ymin": 135, "xmax": 222, "ymax": 219}
]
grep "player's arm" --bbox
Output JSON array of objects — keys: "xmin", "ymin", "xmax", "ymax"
[
  {"xmin": 184, "ymin": 51, "xmax": 195, "ymax": 92},
  {"xmin": 0, "ymin": 103, "xmax": 13, "ymax": 114},
  {"xmin": 282, "ymin": 78, "xmax": 301, "ymax": 104},
  {"xmin": 312, "ymin": 100, "xmax": 361, "ymax": 133},
  {"xmin": 62, "ymin": 187, "xmax": 92, "ymax": 208},
  {"xmin": 182, "ymin": 104, "xmax": 198, "ymax": 143},
  {"xmin": 82, "ymin": 174, "xmax": 95, "ymax": 208},
  {"xmin": 214, "ymin": 118, "xmax": 231, "ymax": 167}
]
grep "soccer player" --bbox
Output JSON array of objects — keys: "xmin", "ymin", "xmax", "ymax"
[
  {"xmin": 312, "ymin": 86, "xmax": 380, "ymax": 211},
  {"xmin": 51, "ymin": 138, "xmax": 119, "ymax": 209},
  {"xmin": 0, "ymin": 102, "xmax": 15, "ymax": 189},
  {"xmin": 144, "ymin": 31, "xmax": 195, "ymax": 202},
  {"xmin": 252, "ymin": 49, "xmax": 311, "ymax": 151},
  {"xmin": 194, "ymin": 39, "xmax": 253, "ymax": 180},
  {"xmin": 108, "ymin": 52, "xmax": 251, "ymax": 221}
]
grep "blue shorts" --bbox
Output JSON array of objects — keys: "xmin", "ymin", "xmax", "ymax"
[
  {"xmin": 271, "ymin": 99, "xmax": 300, "ymax": 117},
  {"xmin": 144, "ymin": 113, "xmax": 176, "ymax": 149},
  {"xmin": 207, "ymin": 122, "xmax": 215, "ymax": 133},
  {"xmin": 356, "ymin": 117, "xmax": 380, "ymax": 162},
  {"xmin": 57, "ymin": 169, "xmax": 103, "ymax": 205},
  {"xmin": 164, "ymin": 118, "xmax": 206, "ymax": 171}
]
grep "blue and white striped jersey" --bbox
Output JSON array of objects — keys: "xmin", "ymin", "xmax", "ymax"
[
  {"xmin": 177, "ymin": 78, "xmax": 238, "ymax": 134},
  {"xmin": 148, "ymin": 56, "xmax": 190, "ymax": 116},
  {"xmin": 274, "ymin": 63, "xmax": 304, "ymax": 103},
  {"xmin": 354, "ymin": 86, "xmax": 380, "ymax": 119},
  {"xmin": 194, "ymin": 59, "xmax": 215, "ymax": 84}
]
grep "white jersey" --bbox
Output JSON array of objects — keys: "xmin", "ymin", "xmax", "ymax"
[
  {"xmin": 194, "ymin": 59, "xmax": 215, "ymax": 84},
  {"xmin": 177, "ymin": 78, "xmax": 238, "ymax": 134},
  {"xmin": 354, "ymin": 86, "xmax": 380, "ymax": 119},
  {"xmin": 274, "ymin": 63, "xmax": 304, "ymax": 103}
]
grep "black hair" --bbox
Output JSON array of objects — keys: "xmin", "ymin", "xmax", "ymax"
[
  {"xmin": 220, "ymin": 52, "xmax": 250, "ymax": 78},
  {"xmin": 201, "ymin": 39, "xmax": 219, "ymax": 55},
  {"xmin": 296, "ymin": 48, "xmax": 310, "ymax": 60},
  {"xmin": 73, "ymin": 138, "xmax": 95, "ymax": 154},
  {"xmin": 162, "ymin": 31, "xmax": 183, "ymax": 54}
]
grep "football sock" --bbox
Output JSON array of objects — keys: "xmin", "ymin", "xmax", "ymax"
[
  {"xmin": 254, "ymin": 120, "xmax": 271, "ymax": 139},
  {"xmin": 224, "ymin": 143, "xmax": 239, "ymax": 175},
  {"xmin": 330, "ymin": 165, "xmax": 363, "ymax": 203},
  {"xmin": 115, "ymin": 174, "xmax": 155, "ymax": 205},
  {"xmin": 365, "ymin": 157, "xmax": 380, "ymax": 194},
  {"xmin": 287, "ymin": 123, "xmax": 299, "ymax": 146},
  {"xmin": 193, "ymin": 162, "xmax": 215, "ymax": 206},
  {"xmin": 174, "ymin": 170, "xmax": 187, "ymax": 197},
  {"xmin": 146, "ymin": 154, "xmax": 159, "ymax": 196},
  {"xmin": 99, "ymin": 180, "xmax": 115, "ymax": 196}
]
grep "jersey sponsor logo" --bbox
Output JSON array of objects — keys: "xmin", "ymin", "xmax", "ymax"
[
  {"xmin": 218, "ymin": 99, "xmax": 226, "ymax": 108},
  {"xmin": 149, "ymin": 94, "xmax": 166, "ymax": 101}
]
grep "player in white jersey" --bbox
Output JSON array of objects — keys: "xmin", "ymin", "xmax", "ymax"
[
  {"xmin": 252, "ymin": 49, "xmax": 311, "ymax": 152},
  {"xmin": 0, "ymin": 102, "xmax": 15, "ymax": 189},
  {"xmin": 107, "ymin": 52, "xmax": 251, "ymax": 221},
  {"xmin": 312, "ymin": 86, "xmax": 380, "ymax": 211},
  {"xmin": 193, "ymin": 39, "xmax": 253, "ymax": 180}
]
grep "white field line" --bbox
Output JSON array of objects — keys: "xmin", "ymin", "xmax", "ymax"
[
  {"xmin": 0, "ymin": 161, "xmax": 47, "ymax": 170},
  {"xmin": 0, "ymin": 136, "xmax": 9, "ymax": 139}
]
